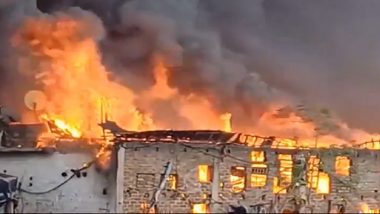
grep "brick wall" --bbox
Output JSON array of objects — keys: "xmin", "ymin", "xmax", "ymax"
[{"xmin": 122, "ymin": 142, "xmax": 380, "ymax": 213}]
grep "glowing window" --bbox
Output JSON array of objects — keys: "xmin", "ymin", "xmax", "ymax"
[
  {"xmin": 307, "ymin": 156, "xmax": 321, "ymax": 189},
  {"xmin": 251, "ymin": 174, "xmax": 267, "ymax": 187},
  {"xmin": 198, "ymin": 165, "xmax": 213, "ymax": 183},
  {"xmin": 231, "ymin": 166, "xmax": 246, "ymax": 193},
  {"xmin": 278, "ymin": 154, "xmax": 293, "ymax": 187},
  {"xmin": 250, "ymin": 151, "xmax": 267, "ymax": 187},
  {"xmin": 273, "ymin": 177, "xmax": 287, "ymax": 194},
  {"xmin": 335, "ymin": 156, "xmax": 350, "ymax": 176},
  {"xmin": 140, "ymin": 202, "xmax": 156, "ymax": 213},
  {"xmin": 161, "ymin": 174, "xmax": 177, "ymax": 190},
  {"xmin": 251, "ymin": 151, "xmax": 265, "ymax": 162},
  {"xmin": 370, "ymin": 209, "xmax": 380, "ymax": 214},
  {"xmin": 192, "ymin": 203, "xmax": 208, "ymax": 213},
  {"xmin": 251, "ymin": 163, "xmax": 267, "ymax": 187},
  {"xmin": 316, "ymin": 172, "xmax": 330, "ymax": 194}
]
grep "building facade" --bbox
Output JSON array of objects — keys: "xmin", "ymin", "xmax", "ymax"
[{"xmin": 120, "ymin": 132, "xmax": 380, "ymax": 213}]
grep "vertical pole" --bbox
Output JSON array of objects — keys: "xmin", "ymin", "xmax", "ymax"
[
  {"xmin": 116, "ymin": 147, "xmax": 125, "ymax": 213},
  {"xmin": 327, "ymin": 199, "xmax": 332, "ymax": 213},
  {"xmin": 314, "ymin": 131, "xmax": 319, "ymax": 148},
  {"xmin": 100, "ymin": 98, "xmax": 106, "ymax": 140},
  {"xmin": 33, "ymin": 102, "xmax": 38, "ymax": 122},
  {"xmin": 211, "ymin": 158, "xmax": 220, "ymax": 213}
]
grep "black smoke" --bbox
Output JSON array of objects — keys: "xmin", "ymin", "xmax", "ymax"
[{"xmin": 2, "ymin": 0, "xmax": 380, "ymax": 135}]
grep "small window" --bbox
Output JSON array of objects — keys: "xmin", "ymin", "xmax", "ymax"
[
  {"xmin": 251, "ymin": 163, "xmax": 267, "ymax": 187},
  {"xmin": 251, "ymin": 173, "xmax": 267, "ymax": 187},
  {"xmin": 136, "ymin": 173, "xmax": 155, "ymax": 188},
  {"xmin": 307, "ymin": 155, "xmax": 321, "ymax": 189},
  {"xmin": 278, "ymin": 154, "xmax": 293, "ymax": 187},
  {"xmin": 192, "ymin": 203, "xmax": 209, "ymax": 213},
  {"xmin": 231, "ymin": 166, "xmax": 246, "ymax": 193},
  {"xmin": 251, "ymin": 151, "xmax": 265, "ymax": 162},
  {"xmin": 140, "ymin": 202, "xmax": 156, "ymax": 213},
  {"xmin": 335, "ymin": 156, "xmax": 351, "ymax": 176},
  {"xmin": 316, "ymin": 172, "xmax": 330, "ymax": 194},
  {"xmin": 198, "ymin": 165, "xmax": 213, "ymax": 183},
  {"xmin": 273, "ymin": 177, "xmax": 287, "ymax": 194},
  {"xmin": 161, "ymin": 174, "xmax": 178, "ymax": 190}
]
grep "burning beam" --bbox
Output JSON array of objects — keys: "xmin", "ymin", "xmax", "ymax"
[
  {"xmin": 220, "ymin": 113, "xmax": 232, "ymax": 132},
  {"xmin": 40, "ymin": 114, "xmax": 82, "ymax": 138}
]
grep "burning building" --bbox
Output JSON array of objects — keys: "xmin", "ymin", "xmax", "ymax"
[
  {"xmin": 117, "ymin": 131, "xmax": 380, "ymax": 213},
  {"xmin": 2, "ymin": 113, "xmax": 380, "ymax": 213},
  {"xmin": 2, "ymin": 0, "xmax": 380, "ymax": 213}
]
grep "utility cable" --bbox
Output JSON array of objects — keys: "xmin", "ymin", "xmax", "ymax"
[
  {"xmin": 19, "ymin": 160, "xmax": 94, "ymax": 195},
  {"xmin": 20, "ymin": 173, "xmax": 76, "ymax": 195}
]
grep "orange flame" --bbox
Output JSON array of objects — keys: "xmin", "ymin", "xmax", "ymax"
[
  {"xmin": 359, "ymin": 203, "xmax": 380, "ymax": 213},
  {"xmin": 360, "ymin": 203, "xmax": 370, "ymax": 213},
  {"xmin": 41, "ymin": 114, "xmax": 81, "ymax": 138},
  {"xmin": 220, "ymin": 112, "xmax": 232, "ymax": 132},
  {"xmin": 11, "ymin": 11, "xmax": 380, "ymax": 152},
  {"xmin": 316, "ymin": 172, "xmax": 330, "ymax": 194},
  {"xmin": 14, "ymin": 14, "xmax": 156, "ymax": 139}
]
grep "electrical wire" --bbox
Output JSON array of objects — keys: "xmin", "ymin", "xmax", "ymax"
[
  {"xmin": 180, "ymin": 144, "xmax": 221, "ymax": 159},
  {"xmin": 121, "ymin": 143, "xmax": 154, "ymax": 150},
  {"xmin": 19, "ymin": 160, "xmax": 94, "ymax": 195},
  {"xmin": 20, "ymin": 173, "xmax": 76, "ymax": 195}
]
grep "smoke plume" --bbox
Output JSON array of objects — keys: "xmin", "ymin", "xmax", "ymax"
[{"xmin": 2, "ymin": 0, "xmax": 380, "ymax": 144}]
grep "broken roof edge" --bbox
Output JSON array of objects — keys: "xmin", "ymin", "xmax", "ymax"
[{"xmin": 111, "ymin": 129, "xmax": 380, "ymax": 151}]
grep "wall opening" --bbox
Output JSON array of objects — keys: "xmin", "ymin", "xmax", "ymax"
[
  {"xmin": 273, "ymin": 177, "xmax": 286, "ymax": 194},
  {"xmin": 136, "ymin": 173, "xmax": 156, "ymax": 188},
  {"xmin": 140, "ymin": 202, "xmax": 156, "ymax": 213},
  {"xmin": 316, "ymin": 172, "xmax": 330, "ymax": 194},
  {"xmin": 251, "ymin": 150, "xmax": 265, "ymax": 162},
  {"xmin": 278, "ymin": 154, "xmax": 293, "ymax": 187},
  {"xmin": 230, "ymin": 166, "xmax": 246, "ymax": 193},
  {"xmin": 198, "ymin": 165, "xmax": 213, "ymax": 183},
  {"xmin": 192, "ymin": 203, "xmax": 209, "ymax": 213},
  {"xmin": 161, "ymin": 174, "xmax": 178, "ymax": 190},
  {"xmin": 335, "ymin": 156, "xmax": 351, "ymax": 176},
  {"xmin": 251, "ymin": 164, "xmax": 267, "ymax": 187},
  {"xmin": 307, "ymin": 155, "xmax": 320, "ymax": 189},
  {"xmin": 251, "ymin": 150, "xmax": 267, "ymax": 187},
  {"xmin": 307, "ymin": 155, "xmax": 330, "ymax": 194}
]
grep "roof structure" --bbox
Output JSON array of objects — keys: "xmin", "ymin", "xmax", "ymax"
[{"xmin": 112, "ymin": 129, "xmax": 380, "ymax": 151}]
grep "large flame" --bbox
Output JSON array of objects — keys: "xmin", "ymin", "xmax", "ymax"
[
  {"xmin": 11, "ymin": 10, "xmax": 380, "ymax": 151},
  {"xmin": 14, "ymin": 13, "xmax": 157, "ymax": 139},
  {"xmin": 359, "ymin": 203, "xmax": 380, "ymax": 214},
  {"xmin": 41, "ymin": 114, "xmax": 82, "ymax": 138},
  {"xmin": 220, "ymin": 112, "xmax": 232, "ymax": 132}
]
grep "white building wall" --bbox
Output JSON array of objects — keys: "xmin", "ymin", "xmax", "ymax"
[{"xmin": 0, "ymin": 152, "xmax": 116, "ymax": 213}]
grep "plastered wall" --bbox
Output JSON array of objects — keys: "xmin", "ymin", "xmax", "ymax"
[{"xmin": 0, "ymin": 151, "xmax": 116, "ymax": 213}]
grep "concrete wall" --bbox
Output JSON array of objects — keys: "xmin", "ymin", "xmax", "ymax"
[
  {"xmin": 121, "ymin": 142, "xmax": 380, "ymax": 213},
  {"xmin": 0, "ymin": 151, "xmax": 117, "ymax": 213}
]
